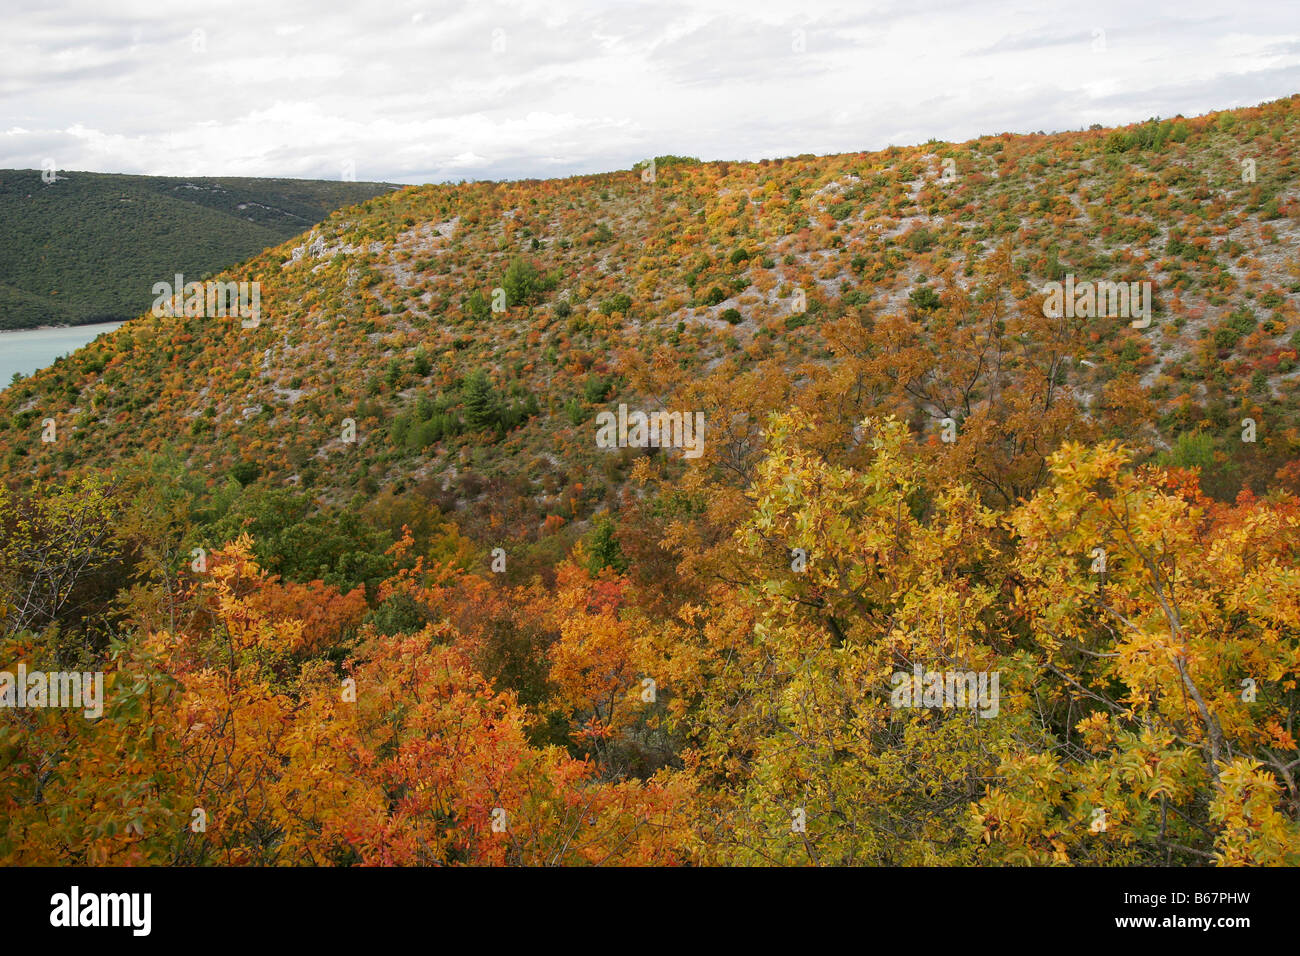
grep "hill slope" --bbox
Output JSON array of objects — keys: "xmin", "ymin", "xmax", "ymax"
[
  {"xmin": 3, "ymin": 97, "xmax": 1300, "ymax": 868},
  {"xmin": 0, "ymin": 170, "xmax": 398, "ymax": 329},
  {"xmin": 3, "ymin": 98, "xmax": 1298, "ymax": 541}
]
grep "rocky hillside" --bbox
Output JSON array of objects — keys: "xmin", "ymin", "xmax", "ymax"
[{"xmin": 2, "ymin": 97, "xmax": 1299, "ymax": 564}]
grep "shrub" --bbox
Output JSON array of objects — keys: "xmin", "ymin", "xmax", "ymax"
[
  {"xmin": 502, "ymin": 258, "xmax": 555, "ymax": 307},
  {"xmin": 584, "ymin": 375, "xmax": 613, "ymax": 403},
  {"xmin": 565, "ymin": 397, "xmax": 586, "ymax": 425},
  {"xmin": 599, "ymin": 293, "xmax": 632, "ymax": 315},
  {"xmin": 1160, "ymin": 430, "xmax": 1214, "ymax": 471},
  {"xmin": 465, "ymin": 289, "xmax": 491, "ymax": 320},
  {"xmin": 230, "ymin": 461, "xmax": 261, "ymax": 486},
  {"xmin": 909, "ymin": 286, "xmax": 942, "ymax": 312},
  {"xmin": 905, "ymin": 228, "xmax": 935, "ymax": 253}
]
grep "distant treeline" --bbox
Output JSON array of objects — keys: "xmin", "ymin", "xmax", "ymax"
[{"xmin": 0, "ymin": 170, "xmax": 396, "ymax": 330}]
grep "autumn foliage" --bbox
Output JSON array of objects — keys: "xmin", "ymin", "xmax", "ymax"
[{"xmin": 4, "ymin": 98, "xmax": 1300, "ymax": 866}]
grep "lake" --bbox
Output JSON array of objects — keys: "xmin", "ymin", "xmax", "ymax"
[{"xmin": 0, "ymin": 322, "xmax": 126, "ymax": 389}]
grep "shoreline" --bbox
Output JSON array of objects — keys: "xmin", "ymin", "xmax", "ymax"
[{"xmin": 0, "ymin": 320, "xmax": 127, "ymax": 335}]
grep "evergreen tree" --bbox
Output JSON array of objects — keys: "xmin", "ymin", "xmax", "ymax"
[{"xmin": 462, "ymin": 368, "xmax": 497, "ymax": 430}]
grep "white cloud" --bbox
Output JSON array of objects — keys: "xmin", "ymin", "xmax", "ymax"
[{"xmin": 0, "ymin": 0, "xmax": 1296, "ymax": 183}]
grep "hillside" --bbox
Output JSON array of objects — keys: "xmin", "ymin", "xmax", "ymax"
[
  {"xmin": 0, "ymin": 170, "xmax": 397, "ymax": 329},
  {"xmin": 4, "ymin": 99, "xmax": 1299, "ymax": 548},
  {"xmin": 3, "ymin": 97, "xmax": 1300, "ymax": 867}
]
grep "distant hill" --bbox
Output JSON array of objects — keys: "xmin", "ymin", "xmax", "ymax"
[{"xmin": 0, "ymin": 171, "xmax": 398, "ymax": 330}]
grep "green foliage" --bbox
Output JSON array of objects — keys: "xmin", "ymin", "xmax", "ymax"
[
  {"xmin": 502, "ymin": 258, "xmax": 557, "ymax": 308},
  {"xmin": 411, "ymin": 348, "xmax": 431, "ymax": 377},
  {"xmin": 462, "ymin": 368, "xmax": 497, "ymax": 430},
  {"xmin": 1155, "ymin": 430, "xmax": 1240, "ymax": 499},
  {"xmin": 465, "ymin": 289, "xmax": 491, "ymax": 320},
  {"xmin": 652, "ymin": 155, "xmax": 701, "ymax": 168},
  {"xmin": 1102, "ymin": 118, "xmax": 1175, "ymax": 154},
  {"xmin": 584, "ymin": 516, "xmax": 627, "ymax": 574},
  {"xmin": 599, "ymin": 293, "xmax": 632, "ymax": 315},
  {"xmin": 909, "ymin": 286, "xmax": 942, "ymax": 312},
  {"xmin": 583, "ymin": 375, "xmax": 614, "ymax": 404},
  {"xmin": 0, "ymin": 476, "xmax": 130, "ymax": 652},
  {"xmin": 904, "ymin": 228, "xmax": 935, "ymax": 253},
  {"xmin": 391, "ymin": 389, "xmax": 466, "ymax": 452},
  {"xmin": 384, "ymin": 358, "xmax": 402, "ymax": 387},
  {"xmin": 0, "ymin": 170, "xmax": 393, "ymax": 329},
  {"xmin": 196, "ymin": 487, "xmax": 395, "ymax": 590},
  {"xmin": 1160, "ymin": 430, "xmax": 1214, "ymax": 471},
  {"xmin": 454, "ymin": 367, "xmax": 540, "ymax": 438},
  {"xmin": 1213, "ymin": 305, "xmax": 1257, "ymax": 350},
  {"xmin": 230, "ymin": 461, "xmax": 261, "ymax": 486},
  {"xmin": 365, "ymin": 590, "xmax": 430, "ymax": 637}
]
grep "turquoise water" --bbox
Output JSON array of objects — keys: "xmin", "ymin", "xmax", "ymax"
[{"xmin": 0, "ymin": 322, "xmax": 126, "ymax": 390}]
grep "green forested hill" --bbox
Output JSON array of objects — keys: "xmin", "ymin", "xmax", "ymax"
[{"xmin": 0, "ymin": 170, "xmax": 397, "ymax": 329}]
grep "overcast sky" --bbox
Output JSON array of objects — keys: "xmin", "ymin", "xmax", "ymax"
[{"xmin": 2, "ymin": 0, "xmax": 1297, "ymax": 184}]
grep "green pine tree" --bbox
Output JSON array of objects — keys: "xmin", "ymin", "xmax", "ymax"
[{"xmin": 462, "ymin": 368, "xmax": 497, "ymax": 430}]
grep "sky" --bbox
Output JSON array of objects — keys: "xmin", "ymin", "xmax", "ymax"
[{"xmin": 2, "ymin": 0, "xmax": 1297, "ymax": 185}]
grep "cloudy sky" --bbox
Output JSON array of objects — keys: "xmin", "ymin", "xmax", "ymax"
[{"xmin": 2, "ymin": 0, "xmax": 1297, "ymax": 184}]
